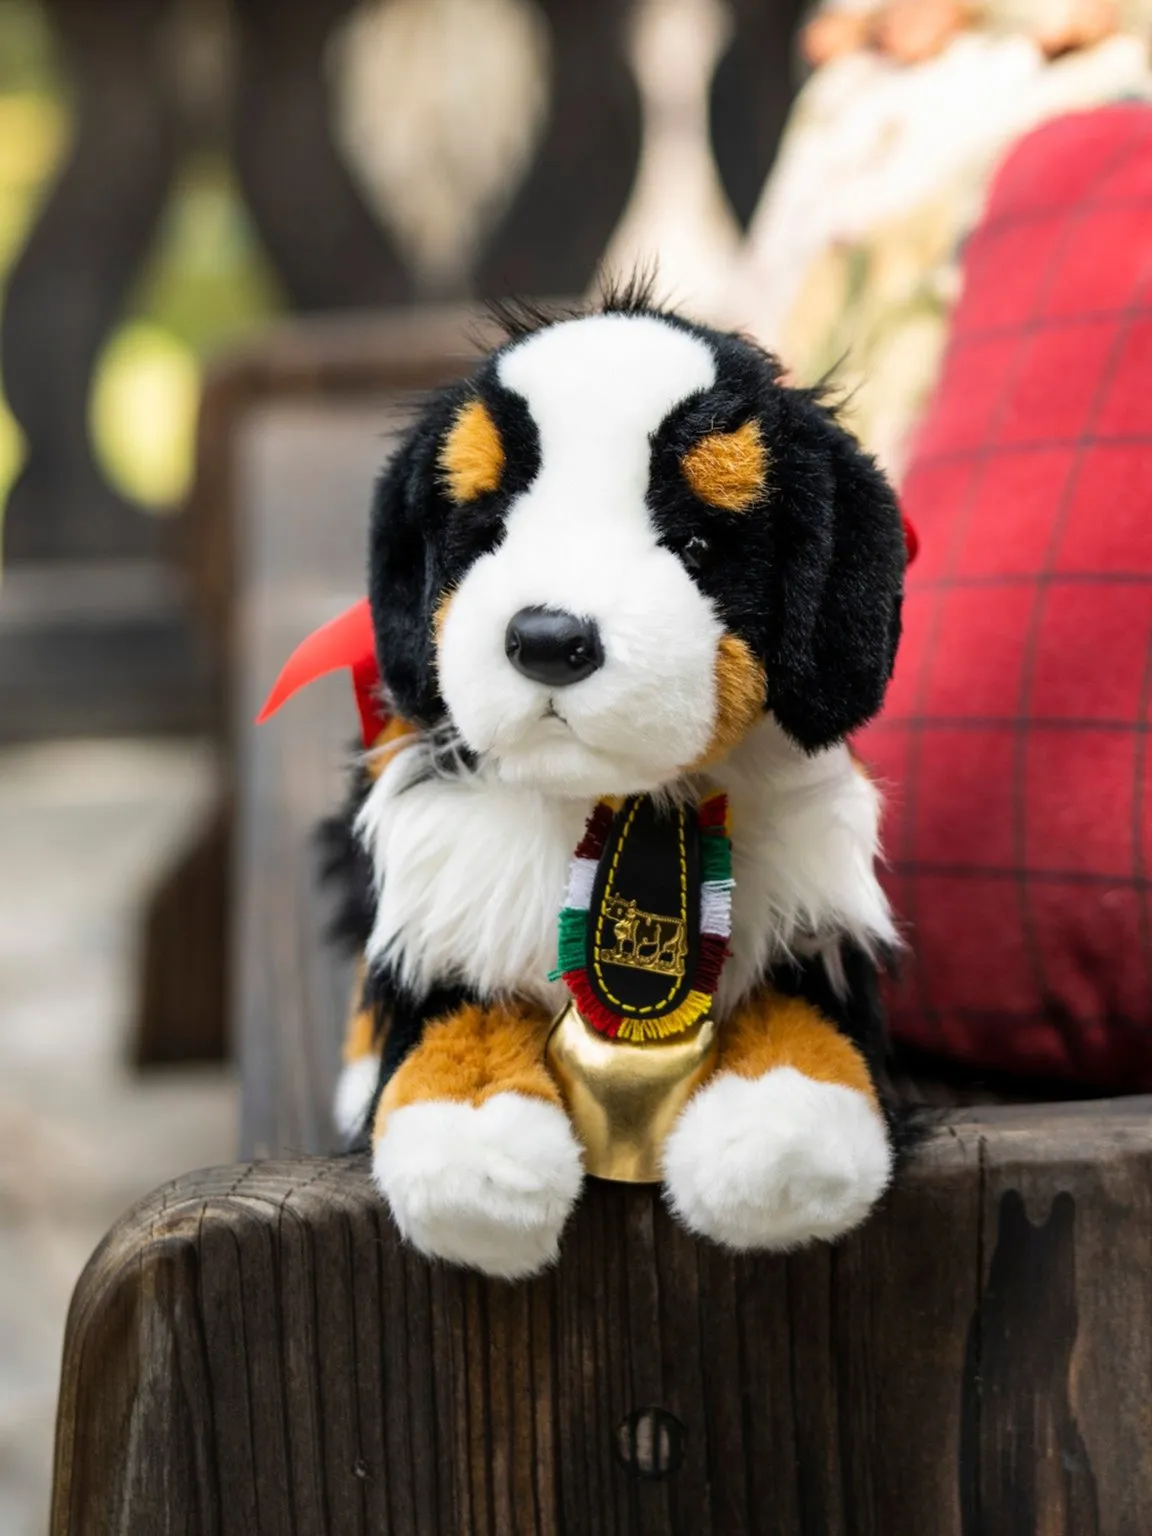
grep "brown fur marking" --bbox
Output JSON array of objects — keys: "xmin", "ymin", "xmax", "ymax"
[
  {"xmin": 375, "ymin": 999, "xmax": 559, "ymax": 1137},
  {"xmin": 680, "ymin": 420, "xmax": 768, "ymax": 511},
  {"xmin": 690, "ymin": 633, "xmax": 766, "ymax": 768},
  {"xmin": 342, "ymin": 1007, "xmax": 378, "ymax": 1064},
  {"xmin": 720, "ymin": 993, "xmax": 878, "ymax": 1105},
  {"xmin": 341, "ymin": 959, "xmax": 380, "ymax": 1062},
  {"xmin": 439, "ymin": 397, "xmax": 504, "ymax": 502},
  {"xmin": 366, "ymin": 715, "xmax": 419, "ymax": 781}
]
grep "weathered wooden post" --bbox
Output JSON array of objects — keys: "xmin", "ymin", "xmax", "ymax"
[{"xmin": 51, "ymin": 1102, "xmax": 1152, "ymax": 1534}]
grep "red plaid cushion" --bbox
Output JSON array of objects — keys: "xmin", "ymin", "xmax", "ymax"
[{"xmin": 857, "ymin": 104, "xmax": 1152, "ymax": 1090}]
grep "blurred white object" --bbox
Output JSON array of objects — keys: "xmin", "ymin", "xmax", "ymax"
[
  {"xmin": 332, "ymin": 0, "xmax": 744, "ymax": 311},
  {"xmin": 332, "ymin": 0, "xmax": 548, "ymax": 293},
  {"xmin": 599, "ymin": 0, "xmax": 743, "ymax": 318},
  {"xmin": 727, "ymin": 17, "xmax": 1152, "ymax": 471}
]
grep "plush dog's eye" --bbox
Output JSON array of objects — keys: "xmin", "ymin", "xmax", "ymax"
[{"xmin": 678, "ymin": 535, "xmax": 712, "ymax": 573}]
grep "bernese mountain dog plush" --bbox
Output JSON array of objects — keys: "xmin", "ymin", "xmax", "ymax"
[{"xmin": 264, "ymin": 281, "xmax": 910, "ymax": 1281}]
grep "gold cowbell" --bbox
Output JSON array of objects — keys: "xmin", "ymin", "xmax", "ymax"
[{"xmin": 546, "ymin": 1001, "xmax": 718, "ymax": 1183}]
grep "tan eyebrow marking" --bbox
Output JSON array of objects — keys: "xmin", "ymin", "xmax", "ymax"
[
  {"xmin": 679, "ymin": 420, "xmax": 768, "ymax": 511},
  {"xmin": 439, "ymin": 398, "xmax": 505, "ymax": 502}
]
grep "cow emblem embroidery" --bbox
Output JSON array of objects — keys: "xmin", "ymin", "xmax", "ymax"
[{"xmin": 599, "ymin": 895, "xmax": 688, "ymax": 978}]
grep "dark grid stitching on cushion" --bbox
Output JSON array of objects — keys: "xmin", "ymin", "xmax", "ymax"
[
  {"xmin": 857, "ymin": 104, "xmax": 1152, "ymax": 1090},
  {"xmin": 1011, "ymin": 224, "xmax": 1152, "ymax": 1009},
  {"xmin": 896, "ymin": 125, "xmax": 1143, "ymax": 1029}
]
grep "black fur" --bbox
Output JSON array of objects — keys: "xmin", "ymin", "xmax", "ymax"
[
  {"xmin": 486, "ymin": 266, "xmax": 665, "ymax": 343},
  {"xmin": 770, "ymin": 940, "xmax": 890, "ymax": 1069},
  {"xmin": 370, "ymin": 970, "xmax": 475, "ymax": 1080},
  {"xmin": 367, "ymin": 384, "xmax": 467, "ymax": 727},
  {"xmin": 368, "ymin": 367, "xmax": 542, "ymax": 729},
  {"xmin": 646, "ymin": 326, "xmax": 905, "ymax": 751},
  {"xmin": 315, "ymin": 756, "xmax": 375, "ymax": 953},
  {"xmin": 337, "ymin": 964, "xmax": 479, "ymax": 1149}
]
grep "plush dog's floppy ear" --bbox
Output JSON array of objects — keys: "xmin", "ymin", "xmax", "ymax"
[
  {"xmin": 368, "ymin": 386, "xmax": 466, "ymax": 726},
  {"xmin": 762, "ymin": 389, "xmax": 905, "ymax": 753}
]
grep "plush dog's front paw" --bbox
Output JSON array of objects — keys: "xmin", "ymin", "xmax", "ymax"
[
  {"xmin": 662, "ymin": 1066, "xmax": 892, "ymax": 1251},
  {"xmin": 373, "ymin": 1092, "xmax": 584, "ymax": 1279}
]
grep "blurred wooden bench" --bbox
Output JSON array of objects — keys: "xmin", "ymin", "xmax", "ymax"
[
  {"xmin": 133, "ymin": 306, "xmax": 495, "ymax": 1068},
  {"xmin": 52, "ymin": 314, "xmax": 1152, "ymax": 1534}
]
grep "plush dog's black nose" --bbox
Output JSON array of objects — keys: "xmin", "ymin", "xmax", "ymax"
[{"xmin": 505, "ymin": 607, "xmax": 604, "ymax": 687}]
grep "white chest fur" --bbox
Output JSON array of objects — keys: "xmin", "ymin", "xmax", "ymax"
[
  {"xmin": 357, "ymin": 722, "xmax": 895, "ymax": 1012},
  {"xmin": 358, "ymin": 741, "xmax": 589, "ymax": 1007},
  {"xmin": 709, "ymin": 720, "xmax": 897, "ymax": 1009}
]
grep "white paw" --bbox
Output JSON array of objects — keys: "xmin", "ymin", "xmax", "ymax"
[
  {"xmin": 662, "ymin": 1066, "xmax": 892, "ymax": 1252},
  {"xmin": 333, "ymin": 1056, "xmax": 380, "ymax": 1143},
  {"xmin": 372, "ymin": 1093, "xmax": 584, "ymax": 1279}
]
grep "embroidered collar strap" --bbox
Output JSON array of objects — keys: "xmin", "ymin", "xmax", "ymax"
[{"xmin": 554, "ymin": 793, "xmax": 732, "ymax": 1042}]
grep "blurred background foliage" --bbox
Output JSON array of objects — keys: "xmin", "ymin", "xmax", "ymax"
[{"xmin": 0, "ymin": 0, "xmax": 284, "ymax": 529}]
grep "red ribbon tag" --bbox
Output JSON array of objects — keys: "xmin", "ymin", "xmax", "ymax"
[
  {"xmin": 902, "ymin": 516, "xmax": 919, "ymax": 564},
  {"xmin": 256, "ymin": 598, "xmax": 387, "ymax": 748}
]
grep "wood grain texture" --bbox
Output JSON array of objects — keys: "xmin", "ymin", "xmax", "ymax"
[
  {"xmin": 51, "ymin": 1103, "xmax": 1152, "ymax": 1535},
  {"xmin": 962, "ymin": 1114, "xmax": 1152, "ymax": 1536},
  {"xmin": 232, "ymin": 400, "xmax": 408, "ymax": 1157}
]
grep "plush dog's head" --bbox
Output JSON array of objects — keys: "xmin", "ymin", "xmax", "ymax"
[{"xmin": 369, "ymin": 288, "xmax": 906, "ymax": 797}]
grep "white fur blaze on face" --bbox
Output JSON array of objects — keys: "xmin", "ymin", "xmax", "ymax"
[
  {"xmin": 372, "ymin": 1092, "xmax": 584, "ymax": 1279},
  {"xmin": 437, "ymin": 314, "xmax": 724, "ymax": 797},
  {"xmin": 661, "ymin": 1067, "xmax": 893, "ymax": 1251}
]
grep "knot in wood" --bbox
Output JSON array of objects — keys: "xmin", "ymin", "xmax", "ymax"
[{"xmin": 614, "ymin": 1406, "xmax": 686, "ymax": 1481}]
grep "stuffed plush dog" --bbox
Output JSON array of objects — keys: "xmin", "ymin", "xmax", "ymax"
[{"xmin": 316, "ymin": 282, "xmax": 908, "ymax": 1280}]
